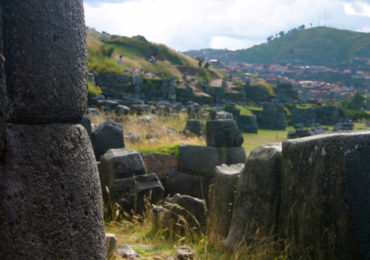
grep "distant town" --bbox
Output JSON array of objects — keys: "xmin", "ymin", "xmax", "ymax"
[{"xmin": 214, "ymin": 59, "xmax": 370, "ymax": 104}]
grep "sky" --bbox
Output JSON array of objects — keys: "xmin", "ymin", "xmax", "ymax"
[{"xmin": 84, "ymin": 0, "xmax": 370, "ymax": 51}]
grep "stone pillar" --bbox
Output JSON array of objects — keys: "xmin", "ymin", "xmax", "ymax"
[
  {"xmin": 0, "ymin": 1, "xmax": 106, "ymax": 259},
  {"xmin": 224, "ymin": 144, "xmax": 282, "ymax": 249},
  {"xmin": 208, "ymin": 164, "xmax": 244, "ymax": 244}
]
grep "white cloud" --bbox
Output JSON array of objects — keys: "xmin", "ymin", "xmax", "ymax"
[{"xmin": 84, "ymin": 0, "xmax": 370, "ymax": 51}]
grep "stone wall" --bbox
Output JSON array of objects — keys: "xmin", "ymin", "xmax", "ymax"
[
  {"xmin": 224, "ymin": 131, "xmax": 370, "ymax": 259},
  {"xmin": 0, "ymin": 1, "xmax": 106, "ymax": 258}
]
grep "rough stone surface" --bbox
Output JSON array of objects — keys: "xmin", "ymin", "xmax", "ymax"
[
  {"xmin": 92, "ymin": 120, "xmax": 124, "ymax": 160},
  {"xmin": 161, "ymin": 170, "xmax": 210, "ymax": 200},
  {"xmin": 175, "ymin": 246, "xmax": 196, "ymax": 260},
  {"xmin": 142, "ymin": 153, "xmax": 177, "ymax": 176},
  {"xmin": 280, "ymin": 131, "xmax": 370, "ymax": 259},
  {"xmin": 206, "ymin": 119, "xmax": 243, "ymax": 147},
  {"xmin": 99, "ymin": 148, "xmax": 146, "ymax": 197},
  {"xmin": 259, "ymin": 101, "xmax": 286, "ymax": 130},
  {"xmin": 81, "ymin": 116, "xmax": 92, "ymax": 139},
  {"xmin": 117, "ymin": 244, "xmax": 138, "ymax": 259},
  {"xmin": 236, "ymin": 115, "xmax": 258, "ymax": 133},
  {"xmin": 0, "ymin": 124, "xmax": 106, "ymax": 259},
  {"xmin": 106, "ymin": 233, "xmax": 117, "ymax": 260},
  {"xmin": 208, "ymin": 164, "xmax": 244, "ymax": 241},
  {"xmin": 110, "ymin": 173, "xmax": 164, "ymax": 214},
  {"xmin": 2, "ymin": 0, "xmax": 87, "ymax": 123},
  {"xmin": 0, "ymin": 7, "xmax": 7, "ymax": 161},
  {"xmin": 225, "ymin": 144, "xmax": 282, "ymax": 249},
  {"xmin": 153, "ymin": 194, "xmax": 207, "ymax": 233},
  {"xmin": 184, "ymin": 119, "xmax": 202, "ymax": 136},
  {"xmin": 178, "ymin": 145, "xmax": 246, "ymax": 179}
]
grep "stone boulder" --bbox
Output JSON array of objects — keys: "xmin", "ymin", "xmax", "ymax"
[
  {"xmin": 178, "ymin": 145, "xmax": 246, "ymax": 179},
  {"xmin": 116, "ymin": 104, "xmax": 131, "ymax": 115},
  {"xmin": 206, "ymin": 119, "xmax": 243, "ymax": 147},
  {"xmin": 81, "ymin": 116, "xmax": 92, "ymax": 139},
  {"xmin": 0, "ymin": 124, "xmax": 106, "ymax": 259},
  {"xmin": 225, "ymin": 144, "xmax": 282, "ymax": 249},
  {"xmin": 236, "ymin": 115, "xmax": 258, "ymax": 133},
  {"xmin": 208, "ymin": 164, "xmax": 245, "ymax": 242},
  {"xmin": 153, "ymin": 194, "xmax": 207, "ymax": 233},
  {"xmin": 110, "ymin": 173, "xmax": 164, "ymax": 214},
  {"xmin": 259, "ymin": 101, "xmax": 286, "ymax": 130},
  {"xmin": 279, "ymin": 131, "xmax": 370, "ymax": 259},
  {"xmin": 92, "ymin": 120, "xmax": 124, "ymax": 160},
  {"xmin": 184, "ymin": 119, "xmax": 202, "ymax": 136},
  {"xmin": 99, "ymin": 148, "xmax": 146, "ymax": 197},
  {"xmin": 161, "ymin": 169, "xmax": 210, "ymax": 200}
]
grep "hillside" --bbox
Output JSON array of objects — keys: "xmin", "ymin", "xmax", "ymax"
[
  {"xmin": 87, "ymin": 28, "xmax": 223, "ymax": 80},
  {"xmin": 185, "ymin": 27, "xmax": 370, "ymax": 68}
]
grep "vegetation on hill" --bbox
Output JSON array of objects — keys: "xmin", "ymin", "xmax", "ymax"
[
  {"xmin": 185, "ymin": 27, "xmax": 370, "ymax": 68},
  {"xmin": 87, "ymin": 28, "xmax": 223, "ymax": 81}
]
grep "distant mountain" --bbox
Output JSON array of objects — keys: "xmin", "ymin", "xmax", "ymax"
[{"xmin": 185, "ymin": 27, "xmax": 370, "ymax": 68}]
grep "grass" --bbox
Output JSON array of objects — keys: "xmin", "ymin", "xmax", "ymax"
[
  {"xmin": 242, "ymin": 127, "xmax": 293, "ymax": 155},
  {"xmin": 235, "ymin": 104, "xmax": 255, "ymax": 117}
]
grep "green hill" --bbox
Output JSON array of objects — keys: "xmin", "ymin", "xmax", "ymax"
[
  {"xmin": 87, "ymin": 28, "xmax": 223, "ymax": 80},
  {"xmin": 185, "ymin": 27, "xmax": 370, "ymax": 68}
]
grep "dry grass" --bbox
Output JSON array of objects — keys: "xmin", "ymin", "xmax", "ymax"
[{"xmin": 89, "ymin": 111, "xmax": 205, "ymax": 152}]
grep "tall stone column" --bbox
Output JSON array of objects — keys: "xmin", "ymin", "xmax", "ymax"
[{"xmin": 0, "ymin": 1, "xmax": 106, "ymax": 259}]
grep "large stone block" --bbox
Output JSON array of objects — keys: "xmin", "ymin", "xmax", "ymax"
[
  {"xmin": 279, "ymin": 131, "xmax": 370, "ymax": 259},
  {"xmin": 206, "ymin": 119, "xmax": 243, "ymax": 147},
  {"xmin": 92, "ymin": 120, "xmax": 125, "ymax": 160},
  {"xmin": 99, "ymin": 148, "xmax": 146, "ymax": 197},
  {"xmin": 2, "ymin": 0, "xmax": 87, "ymax": 123},
  {"xmin": 110, "ymin": 173, "xmax": 164, "ymax": 214},
  {"xmin": 225, "ymin": 144, "xmax": 282, "ymax": 249},
  {"xmin": 208, "ymin": 164, "xmax": 244, "ymax": 242},
  {"xmin": 178, "ymin": 145, "xmax": 246, "ymax": 179},
  {"xmin": 0, "ymin": 124, "xmax": 106, "ymax": 259}
]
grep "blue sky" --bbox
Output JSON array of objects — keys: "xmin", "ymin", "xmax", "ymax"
[{"xmin": 84, "ymin": 0, "xmax": 370, "ymax": 51}]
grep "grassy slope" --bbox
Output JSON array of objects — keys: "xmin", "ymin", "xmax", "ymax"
[
  {"xmin": 186, "ymin": 27, "xmax": 370, "ymax": 67},
  {"xmin": 87, "ymin": 29, "xmax": 223, "ymax": 80}
]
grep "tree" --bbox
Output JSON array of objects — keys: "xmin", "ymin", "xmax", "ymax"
[{"xmin": 346, "ymin": 91, "xmax": 365, "ymax": 111}]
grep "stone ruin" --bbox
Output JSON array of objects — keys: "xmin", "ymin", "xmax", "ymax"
[
  {"xmin": 0, "ymin": 1, "xmax": 106, "ymax": 258},
  {"xmin": 223, "ymin": 131, "xmax": 370, "ymax": 259}
]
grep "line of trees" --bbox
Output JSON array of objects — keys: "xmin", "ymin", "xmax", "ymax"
[{"xmin": 267, "ymin": 24, "xmax": 306, "ymax": 42}]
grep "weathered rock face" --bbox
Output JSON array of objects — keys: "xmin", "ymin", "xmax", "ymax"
[
  {"xmin": 92, "ymin": 120, "xmax": 125, "ymax": 160},
  {"xmin": 0, "ymin": 124, "xmax": 106, "ymax": 259},
  {"xmin": 225, "ymin": 144, "xmax": 282, "ymax": 249},
  {"xmin": 142, "ymin": 153, "xmax": 177, "ymax": 176},
  {"xmin": 291, "ymin": 107, "xmax": 316, "ymax": 127},
  {"xmin": 99, "ymin": 148, "xmax": 147, "ymax": 197},
  {"xmin": 178, "ymin": 145, "xmax": 246, "ymax": 179},
  {"xmin": 161, "ymin": 170, "xmax": 210, "ymax": 200},
  {"xmin": 110, "ymin": 174, "xmax": 164, "ymax": 214},
  {"xmin": 185, "ymin": 119, "xmax": 202, "ymax": 136},
  {"xmin": 280, "ymin": 131, "xmax": 370, "ymax": 259},
  {"xmin": 259, "ymin": 101, "xmax": 286, "ymax": 130},
  {"xmin": 236, "ymin": 115, "xmax": 258, "ymax": 133},
  {"xmin": 315, "ymin": 105, "xmax": 343, "ymax": 125},
  {"xmin": 2, "ymin": 0, "xmax": 87, "ymax": 123},
  {"xmin": 206, "ymin": 119, "xmax": 243, "ymax": 147},
  {"xmin": 153, "ymin": 194, "xmax": 207, "ymax": 233},
  {"xmin": 0, "ymin": 9, "xmax": 7, "ymax": 161},
  {"xmin": 208, "ymin": 164, "xmax": 244, "ymax": 242}
]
